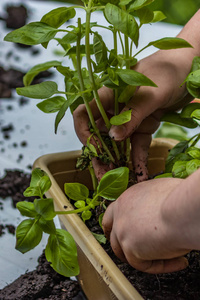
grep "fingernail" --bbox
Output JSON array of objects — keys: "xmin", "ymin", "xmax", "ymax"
[{"xmin": 109, "ymin": 125, "xmax": 126, "ymax": 141}]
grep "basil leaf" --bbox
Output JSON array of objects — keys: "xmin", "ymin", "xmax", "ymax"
[
  {"xmin": 110, "ymin": 110, "xmax": 132, "ymax": 125},
  {"xmin": 54, "ymin": 101, "xmax": 69, "ymax": 134},
  {"xmin": 23, "ymin": 61, "xmax": 61, "ymax": 86},
  {"xmin": 82, "ymin": 210, "xmax": 92, "ymax": 222},
  {"xmin": 137, "ymin": 7, "xmax": 154, "ymax": 26},
  {"xmin": 165, "ymin": 141, "xmax": 188, "ymax": 172},
  {"xmin": 151, "ymin": 11, "xmax": 166, "ymax": 23},
  {"xmin": 104, "ymin": 4, "xmax": 139, "ymax": 47},
  {"xmin": 172, "ymin": 161, "xmax": 188, "ymax": 178},
  {"xmin": 161, "ymin": 112, "xmax": 198, "ymax": 128},
  {"xmin": 41, "ymin": 7, "xmax": 76, "ymax": 28},
  {"xmin": 37, "ymin": 96, "xmax": 66, "ymax": 113},
  {"xmin": 186, "ymin": 159, "xmax": 200, "ymax": 176},
  {"xmin": 116, "ymin": 69, "xmax": 157, "ymax": 87},
  {"xmin": 181, "ymin": 103, "xmax": 200, "ymax": 118},
  {"xmin": 191, "ymin": 109, "xmax": 200, "ymax": 120},
  {"xmin": 92, "ymin": 232, "xmax": 107, "ymax": 244},
  {"xmin": 16, "ymin": 81, "xmax": 58, "ymax": 99},
  {"xmin": 45, "ymin": 229, "xmax": 79, "ymax": 277},
  {"xmin": 97, "ymin": 167, "xmax": 129, "ymax": 200},
  {"xmin": 16, "ymin": 219, "xmax": 43, "ymax": 253},
  {"xmin": 93, "ymin": 32, "xmax": 107, "ymax": 65},
  {"xmin": 34, "ymin": 198, "xmax": 56, "ymax": 220},
  {"xmin": 149, "ymin": 37, "xmax": 192, "ymax": 50},
  {"xmin": 16, "ymin": 202, "xmax": 37, "ymax": 218},
  {"xmin": 64, "ymin": 183, "xmax": 89, "ymax": 201},
  {"xmin": 128, "ymin": 0, "xmax": 155, "ymax": 11},
  {"xmin": 4, "ymin": 22, "xmax": 58, "ymax": 45},
  {"xmin": 154, "ymin": 173, "xmax": 173, "ymax": 178},
  {"xmin": 38, "ymin": 218, "xmax": 56, "ymax": 234}
]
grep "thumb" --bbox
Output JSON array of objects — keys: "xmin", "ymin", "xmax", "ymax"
[{"xmin": 109, "ymin": 87, "xmax": 160, "ymax": 141}]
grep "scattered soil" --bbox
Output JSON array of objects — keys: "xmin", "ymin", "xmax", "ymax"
[{"xmin": 0, "ymin": 251, "xmax": 84, "ymax": 300}]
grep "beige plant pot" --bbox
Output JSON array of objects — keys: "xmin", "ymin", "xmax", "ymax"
[{"xmin": 33, "ymin": 137, "xmax": 178, "ymax": 300}]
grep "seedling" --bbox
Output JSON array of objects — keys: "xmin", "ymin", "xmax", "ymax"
[{"xmin": 4, "ymin": 0, "xmax": 200, "ymax": 277}]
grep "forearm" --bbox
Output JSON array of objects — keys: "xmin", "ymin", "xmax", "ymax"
[{"xmin": 162, "ymin": 167, "xmax": 200, "ymax": 250}]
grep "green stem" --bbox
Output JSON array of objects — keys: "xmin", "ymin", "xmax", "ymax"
[
  {"xmin": 76, "ymin": 17, "xmax": 115, "ymax": 163},
  {"xmin": 88, "ymin": 164, "xmax": 98, "ymax": 191}
]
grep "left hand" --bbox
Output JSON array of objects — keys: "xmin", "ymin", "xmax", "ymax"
[{"xmin": 102, "ymin": 177, "xmax": 190, "ymax": 274}]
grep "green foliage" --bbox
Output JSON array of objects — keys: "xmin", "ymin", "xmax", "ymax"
[{"xmin": 16, "ymin": 168, "xmax": 79, "ymax": 277}]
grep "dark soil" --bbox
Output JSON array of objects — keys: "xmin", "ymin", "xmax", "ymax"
[{"xmin": 0, "ymin": 251, "xmax": 83, "ymax": 300}]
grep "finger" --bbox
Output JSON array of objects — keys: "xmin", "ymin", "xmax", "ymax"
[
  {"xmin": 109, "ymin": 229, "xmax": 127, "ymax": 263},
  {"xmin": 102, "ymin": 203, "xmax": 115, "ymax": 240},
  {"xmin": 131, "ymin": 133, "xmax": 152, "ymax": 182},
  {"xmin": 109, "ymin": 86, "xmax": 162, "ymax": 141},
  {"xmin": 128, "ymin": 257, "xmax": 189, "ymax": 274},
  {"xmin": 92, "ymin": 157, "xmax": 114, "ymax": 182}
]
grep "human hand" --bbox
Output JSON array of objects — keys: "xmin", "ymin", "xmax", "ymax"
[
  {"xmin": 73, "ymin": 48, "xmax": 193, "ymax": 181},
  {"xmin": 102, "ymin": 177, "xmax": 191, "ymax": 274}
]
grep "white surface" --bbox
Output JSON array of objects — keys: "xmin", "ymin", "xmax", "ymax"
[{"xmin": 0, "ymin": 0, "xmax": 187, "ymax": 289}]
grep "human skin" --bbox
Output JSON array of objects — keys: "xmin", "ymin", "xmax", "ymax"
[
  {"xmin": 73, "ymin": 9, "xmax": 200, "ymax": 182},
  {"xmin": 102, "ymin": 168, "xmax": 200, "ymax": 274}
]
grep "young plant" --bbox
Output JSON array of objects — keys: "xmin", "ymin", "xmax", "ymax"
[{"xmin": 4, "ymin": 0, "xmax": 199, "ymax": 277}]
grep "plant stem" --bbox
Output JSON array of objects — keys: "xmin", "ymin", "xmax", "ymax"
[
  {"xmin": 85, "ymin": 3, "xmax": 120, "ymax": 161},
  {"xmin": 76, "ymin": 17, "xmax": 115, "ymax": 163}
]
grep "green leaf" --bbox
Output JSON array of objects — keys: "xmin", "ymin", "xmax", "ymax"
[
  {"xmin": 24, "ymin": 170, "xmax": 51, "ymax": 198},
  {"xmin": 54, "ymin": 101, "xmax": 69, "ymax": 134},
  {"xmin": 151, "ymin": 11, "xmax": 166, "ymax": 23},
  {"xmin": 38, "ymin": 218, "xmax": 56, "ymax": 234},
  {"xmin": 104, "ymin": 4, "xmax": 139, "ymax": 47},
  {"xmin": 97, "ymin": 167, "xmax": 129, "ymax": 200},
  {"xmin": 137, "ymin": 7, "xmax": 154, "ymax": 26},
  {"xmin": 107, "ymin": 68, "xmax": 119, "ymax": 86},
  {"xmin": 16, "ymin": 219, "xmax": 43, "ymax": 253},
  {"xmin": 16, "ymin": 202, "xmax": 37, "ymax": 218},
  {"xmin": 183, "ymin": 69, "xmax": 200, "ymax": 87},
  {"xmin": 161, "ymin": 112, "xmax": 198, "ymax": 128},
  {"xmin": 155, "ymin": 122, "xmax": 188, "ymax": 141},
  {"xmin": 116, "ymin": 69, "xmax": 157, "ymax": 87},
  {"xmin": 41, "ymin": 7, "xmax": 76, "ymax": 28},
  {"xmin": 154, "ymin": 173, "xmax": 173, "ymax": 178},
  {"xmin": 128, "ymin": 0, "xmax": 155, "ymax": 11},
  {"xmin": 149, "ymin": 37, "xmax": 192, "ymax": 50},
  {"xmin": 110, "ymin": 109, "xmax": 132, "ymax": 125},
  {"xmin": 37, "ymin": 96, "xmax": 66, "ymax": 113},
  {"xmin": 172, "ymin": 161, "xmax": 188, "ymax": 178},
  {"xmin": 64, "ymin": 183, "xmax": 89, "ymax": 201},
  {"xmin": 82, "ymin": 210, "xmax": 92, "ymax": 222},
  {"xmin": 191, "ymin": 109, "xmax": 200, "ymax": 120},
  {"xmin": 4, "ymin": 22, "xmax": 58, "ymax": 45},
  {"xmin": 186, "ymin": 147, "xmax": 200, "ymax": 159},
  {"xmin": 181, "ymin": 103, "xmax": 200, "ymax": 118},
  {"xmin": 34, "ymin": 198, "xmax": 56, "ymax": 220},
  {"xmin": 74, "ymin": 201, "xmax": 86, "ymax": 209},
  {"xmin": 16, "ymin": 81, "xmax": 58, "ymax": 99},
  {"xmin": 45, "ymin": 229, "xmax": 79, "ymax": 277},
  {"xmin": 186, "ymin": 159, "xmax": 200, "ymax": 176},
  {"xmin": 30, "ymin": 168, "xmax": 46, "ymax": 187},
  {"xmin": 93, "ymin": 32, "xmax": 107, "ymax": 65},
  {"xmin": 118, "ymin": 85, "xmax": 136, "ymax": 103},
  {"xmin": 165, "ymin": 141, "xmax": 188, "ymax": 172},
  {"xmin": 92, "ymin": 232, "xmax": 107, "ymax": 244},
  {"xmin": 23, "ymin": 186, "xmax": 42, "ymax": 198},
  {"xmin": 23, "ymin": 61, "xmax": 61, "ymax": 86}
]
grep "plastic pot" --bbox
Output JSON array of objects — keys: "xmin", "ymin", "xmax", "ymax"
[{"xmin": 33, "ymin": 138, "xmax": 178, "ymax": 300}]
